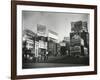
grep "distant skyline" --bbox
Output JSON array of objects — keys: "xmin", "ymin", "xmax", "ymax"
[{"xmin": 22, "ymin": 11, "xmax": 89, "ymax": 42}]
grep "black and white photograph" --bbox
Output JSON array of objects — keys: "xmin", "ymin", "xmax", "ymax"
[
  {"xmin": 22, "ymin": 11, "xmax": 90, "ymax": 69},
  {"xmin": 11, "ymin": 1, "xmax": 97, "ymax": 79}
]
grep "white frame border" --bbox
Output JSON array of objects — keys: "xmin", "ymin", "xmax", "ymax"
[{"xmin": 17, "ymin": 5, "xmax": 94, "ymax": 75}]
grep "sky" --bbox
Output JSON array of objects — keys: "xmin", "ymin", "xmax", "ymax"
[{"xmin": 22, "ymin": 11, "xmax": 89, "ymax": 42}]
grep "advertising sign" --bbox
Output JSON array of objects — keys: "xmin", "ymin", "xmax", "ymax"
[{"xmin": 37, "ymin": 24, "xmax": 46, "ymax": 36}]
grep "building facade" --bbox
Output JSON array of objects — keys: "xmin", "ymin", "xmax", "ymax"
[
  {"xmin": 36, "ymin": 24, "xmax": 48, "ymax": 58},
  {"xmin": 48, "ymin": 30, "xmax": 59, "ymax": 56},
  {"xmin": 70, "ymin": 21, "xmax": 89, "ymax": 56},
  {"xmin": 22, "ymin": 29, "xmax": 36, "ymax": 62}
]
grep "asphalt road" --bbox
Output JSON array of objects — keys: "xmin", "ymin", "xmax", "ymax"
[{"xmin": 23, "ymin": 55, "xmax": 89, "ymax": 69}]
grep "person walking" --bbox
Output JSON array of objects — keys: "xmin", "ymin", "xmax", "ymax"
[
  {"xmin": 44, "ymin": 50, "xmax": 49, "ymax": 61},
  {"xmin": 46, "ymin": 50, "xmax": 49, "ymax": 60}
]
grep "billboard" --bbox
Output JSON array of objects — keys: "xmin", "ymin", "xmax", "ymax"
[
  {"xmin": 37, "ymin": 24, "xmax": 46, "ymax": 36},
  {"xmin": 71, "ymin": 21, "xmax": 82, "ymax": 32},
  {"xmin": 48, "ymin": 30, "xmax": 58, "ymax": 42}
]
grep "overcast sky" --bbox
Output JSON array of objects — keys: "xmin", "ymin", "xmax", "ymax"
[{"xmin": 22, "ymin": 11, "xmax": 89, "ymax": 42}]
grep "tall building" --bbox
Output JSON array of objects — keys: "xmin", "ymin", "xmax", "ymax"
[
  {"xmin": 48, "ymin": 30, "xmax": 58, "ymax": 56},
  {"xmin": 36, "ymin": 24, "xmax": 48, "ymax": 57},
  {"xmin": 70, "ymin": 21, "xmax": 89, "ymax": 56},
  {"xmin": 23, "ymin": 29, "xmax": 36, "ymax": 51},
  {"xmin": 22, "ymin": 29, "xmax": 36, "ymax": 62}
]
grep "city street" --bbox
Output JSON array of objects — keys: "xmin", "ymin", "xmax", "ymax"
[
  {"xmin": 22, "ymin": 11, "xmax": 90, "ymax": 69},
  {"xmin": 23, "ymin": 55, "xmax": 89, "ymax": 69}
]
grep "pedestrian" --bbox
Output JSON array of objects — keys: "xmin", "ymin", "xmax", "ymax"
[
  {"xmin": 44, "ymin": 50, "xmax": 48, "ymax": 61},
  {"xmin": 46, "ymin": 50, "xmax": 49, "ymax": 60},
  {"xmin": 41, "ymin": 51, "xmax": 44, "ymax": 61}
]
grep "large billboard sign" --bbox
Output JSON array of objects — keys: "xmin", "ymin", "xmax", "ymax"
[
  {"xmin": 71, "ymin": 21, "xmax": 82, "ymax": 32},
  {"xmin": 37, "ymin": 24, "xmax": 46, "ymax": 36},
  {"xmin": 48, "ymin": 30, "xmax": 58, "ymax": 41}
]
